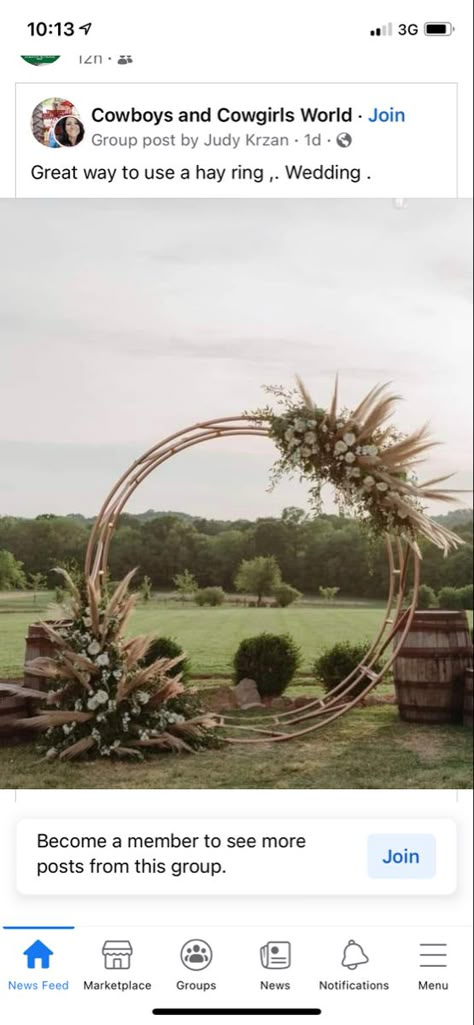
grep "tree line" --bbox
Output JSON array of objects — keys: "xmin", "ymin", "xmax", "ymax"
[{"xmin": 0, "ymin": 507, "xmax": 472, "ymax": 598}]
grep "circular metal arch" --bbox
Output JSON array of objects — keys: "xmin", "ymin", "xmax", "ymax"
[{"xmin": 84, "ymin": 417, "xmax": 420, "ymax": 743}]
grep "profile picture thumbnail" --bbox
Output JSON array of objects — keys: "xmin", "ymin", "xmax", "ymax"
[
  {"xmin": 31, "ymin": 97, "xmax": 84, "ymax": 148},
  {"xmin": 53, "ymin": 115, "xmax": 85, "ymax": 147}
]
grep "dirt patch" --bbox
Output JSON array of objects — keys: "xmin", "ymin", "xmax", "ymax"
[
  {"xmin": 397, "ymin": 732, "xmax": 447, "ymax": 760},
  {"xmin": 362, "ymin": 693, "xmax": 396, "ymax": 707},
  {"xmin": 196, "ymin": 686, "xmax": 325, "ymax": 715}
]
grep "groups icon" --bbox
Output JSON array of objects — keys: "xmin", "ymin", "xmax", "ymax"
[{"xmin": 180, "ymin": 939, "xmax": 213, "ymax": 971}]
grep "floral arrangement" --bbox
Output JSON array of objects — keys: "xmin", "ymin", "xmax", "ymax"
[
  {"xmin": 252, "ymin": 377, "xmax": 463, "ymax": 554},
  {"xmin": 4, "ymin": 569, "xmax": 218, "ymax": 761}
]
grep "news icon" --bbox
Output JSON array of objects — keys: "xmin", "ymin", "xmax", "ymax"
[{"xmin": 260, "ymin": 941, "xmax": 291, "ymax": 969}]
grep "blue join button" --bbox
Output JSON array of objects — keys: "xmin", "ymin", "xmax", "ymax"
[{"xmin": 368, "ymin": 834, "xmax": 436, "ymax": 879}]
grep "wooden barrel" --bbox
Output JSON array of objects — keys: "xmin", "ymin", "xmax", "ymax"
[
  {"xmin": 24, "ymin": 621, "xmax": 70, "ymax": 692},
  {"xmin": 0, "ymin": 688, "xmax": 29, "ymax": 743},
  {"xmin": 393, "ymin": 610, "xmax": 473, "ymax": 724},
  {"xmin": 464, "ymin": 668, "xmax": 473, "ymax": 729}
]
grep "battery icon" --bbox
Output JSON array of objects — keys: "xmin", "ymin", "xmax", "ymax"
[{"xmin": 424, "ymin": 22, "xmax": 453, "ymax": 35}]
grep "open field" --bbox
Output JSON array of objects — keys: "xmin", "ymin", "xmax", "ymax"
[
  {"xmin": 0, "ymin": 709, "xmax": 471, "ymax": 789},
  {"xmin": 1, "ymin": 591, "xmax": 472, "ymax": 790},
  {"xmin": 0, "ymin": 591, "xmax": 389, "ymax": 679}
]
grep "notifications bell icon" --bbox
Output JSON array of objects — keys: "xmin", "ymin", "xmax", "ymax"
[{"xmin": 341, "ymin": 939, "xmax": 369, "ymax": 970}]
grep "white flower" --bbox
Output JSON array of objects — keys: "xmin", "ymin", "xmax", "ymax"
[
  {"xmin": 96, "ymin": 653, "xmax": 109, "ymax": 667},
  {"xmin": 350, "ymin": 467, "xmax": 361, "ymax": 478},
  {"xmin": 113, "ymin": 670, "xmax": 122, "ymax": 681},
  {"xmin": 301, "ymin": 446, "xmax": 312, "ymax": 458},
  {"xmin": 45, "ymin": 748, "xmax": 57, "ymax": 761},
  {"xmin": 343, "ymin": 432, "xmax": 356, "ymax": 446},
  {"xmin": 376, "ymin": 482, "xmax": 389, "ymax": 491},
  {"xmin": 363, "ymin": 476, "xmax": 375, "ymax": 489},
  {"xmin": 87, "ymin": 696, "xmax": 98, "ymax": 710},
  {"xmin": 334, "ymin": 440, "xmax": 348, "ymax": 454},
  {"xmin": 304, "ymin": 431, "xmax": 317, "ymax": 444},
  {"xmin": 136, "ymin": 690, "xmax": 151, "ymax": 705},
  {"xmin": 321, "ymin": 424, "xmax": 328, "ymax": 433},
  {"xmin": 345, "ymin": 451, "xmax": 356, "ymax": 463},
  {"xmin": 294, "ymin": 418, "xmax": 306, "ymax": 431},
  {"xmin": 365, "ymin": 444, "xmax": 379, "ymax": 457},
  {"xmin": 284, "ymin": 428, "xmax": 294, "ymax": 441},
  {"xmin": 107, "ymin": 700, "xmax": 117, "ymax": 711},
  {"xmin": 87, "ymin": 640, "xmax": 101, "ymax": 656},
  {"xmin": 95, "ymin": 689, "xmax": 109, "ymax": 705}
]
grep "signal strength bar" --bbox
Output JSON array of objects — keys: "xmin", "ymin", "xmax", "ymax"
[{"xmin": 370, "ymin": 23, "xmax": 393, "ymax": 36}]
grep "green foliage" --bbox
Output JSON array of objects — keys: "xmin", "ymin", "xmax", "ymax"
[
  {"xmin": 140, "ymin": 575, "xmax": 153, "ymax": 602},
  {"xmin": 319, "ymin": 586, "xmax": 340, "ymax": 602},
  {"xmin": 0, "ymin": 550, "xmax": 26, "ymax": 590},
  {"xmin": 313, "ymin": 640, "xmax": 383, "ymax": 698},
  {"xmin": 21, "ymin": 574, "xmax": 215, "ymax": 761},
  {"xmin": 459, "ymin": 584, "xmax": 474, "ymax": 610},
  {"xmin": 142, "ymin": 636, "xmax": 191, "ymax": 682},
  {"xmin": 235, "ymin": 555, "xmax": 282, "ymax": 605},
  {"xmin": 195, "ymin": 586, "xmax": 226, "ymax": 607},
  {"xmin": 233, "ymin": 632, "xmax": 301, "ymax": 697},
  {"xmin": 273, "ymin": 583, "xmax": 302, "ymax": 607},
  {"xmin": 0, "ymin": 508, "xmax": 472, "ymax": 600},
  {"xmin": 438, "ymin": 586, "xmax": 465, "ymax": 610},
  {"xmin": 437, "ymin": 584, "xmax": 473, "ymax": 611},
  {"xmin": 416, "ymin": 584, "xmax": 438, "ymax": 609},
  {"xmin": 173, "ymin": 569, "xmax": 198, "ymax": 596},
  {"xmin": 29, "ymin": 572, "xmax": 47, "ymax": 604}
]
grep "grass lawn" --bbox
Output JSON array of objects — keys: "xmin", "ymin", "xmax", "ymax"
[
  {"xmin": 0, "ymin": 708, "xmax": 471, "ymax": 789},
  {"xmin": 1, "ymin": 591, "xmax": 471, "ymax": 790},
  {"xmin": 0, "ymin": 591, "xmax": 387, "ymax": 678}
]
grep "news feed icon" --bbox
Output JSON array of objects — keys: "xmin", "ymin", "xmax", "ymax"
[{"xmin": 260, "ymin": 941, "xmax": 291, "ymax": 969}]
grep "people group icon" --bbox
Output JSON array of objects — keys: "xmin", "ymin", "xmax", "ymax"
[
  {"xmin": 180, "ymin": 939, "xmax": 213, "ymax": 971},
  {"xmin": 31, "ymin": 97, "xmax": 85, "ymax": 148}
]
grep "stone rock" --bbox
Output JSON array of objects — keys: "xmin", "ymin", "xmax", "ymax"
[{"xmin": 234, "ymin": 678, "xmax": 262, "ymax": 709}]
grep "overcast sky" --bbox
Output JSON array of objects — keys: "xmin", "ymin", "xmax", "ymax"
[{"xmin": 0, "ymin": 199, "xmax": 472, "ymax": 519}]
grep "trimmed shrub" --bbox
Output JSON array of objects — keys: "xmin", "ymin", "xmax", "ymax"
[
  {"xmin": 459, "ymin": 584, "xmax": 473, "ymax": 610},
  {"xmin": 233, "ymin": 632, "xmax": 301, "ymax": 698},
  {"xmin": 142, "ymin": 636, "xmax": 191, "ymax": 682},
  {"xmin": 438, "ymin": 586, "xmax": 464, "ymax": 610},
  {"xmin": 313, "ymin": 640, "xmax": 384, "ymax": 698},
  {"xmin": 195, "ymin": 586, "xmax": 226, "ymax": 607},
  {"xmin": 416, "ymin": 584, "xmax": 438, "ymax": 610},
  {"xmin": 273, "ymin": 583, "xmax": 302, "ymax": 608}
]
